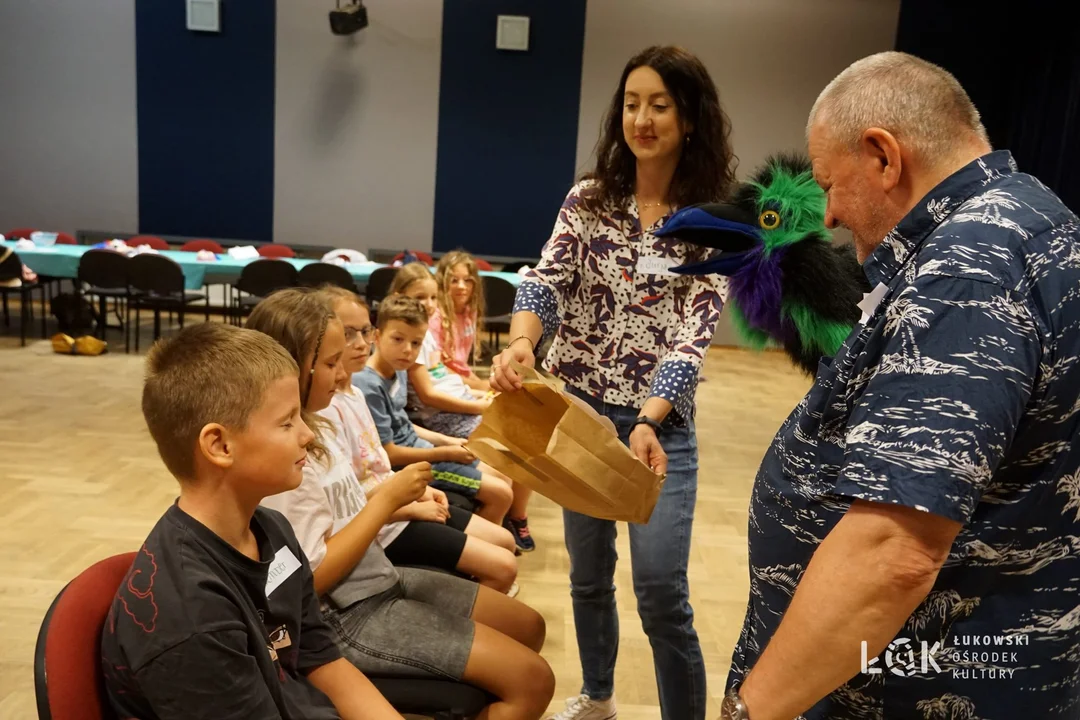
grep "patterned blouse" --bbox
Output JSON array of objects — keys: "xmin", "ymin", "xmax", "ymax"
[
  {"xmin": 514, "ymin": 180, "xmax": 726, "ymax": 421},
  {"xmin": 729, "ymin": 151, "xmax": 1080, "ymax": 718}
]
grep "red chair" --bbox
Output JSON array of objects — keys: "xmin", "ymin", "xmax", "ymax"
[
  {"xmin": 391, "ymin": 250, "xmax": 434, "ymax": 266},
  {"xmin": 127, "ymin": 235, "xmax": 169, "ymax": 250},
  {"xmin": 180, "ymin": 239, "xmax": 225, "ymax": 254},
  {"xmin": 55, "ymin": 232, "xmax": 76, "ymax": 245},
  {"xmin": 6, "ymin": 227, "xmax": 37, "ymax": 240},
  {"xmin": 34, "ymin": 552, "xmax": 136, "ymax": 720},
  {"xmin": 257, "ymin": 244, "xmax": 296, "ymax": 258},
  {"xmin": 474, "ymin": 258, "xmax": 493, "ymax": 271}
]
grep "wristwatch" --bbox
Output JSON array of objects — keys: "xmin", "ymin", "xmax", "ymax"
[
  {"xmin": 631, "ymin": 415, "xmax": 663, "ymax": 433},
  {"xmin": 720, "ymin": 689, "xmax": 750, "ymax": 720}
]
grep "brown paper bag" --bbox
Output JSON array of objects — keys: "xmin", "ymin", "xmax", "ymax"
[{"xmin": 466, "ymin": 361, "xmax": 665, "ymax": 524}]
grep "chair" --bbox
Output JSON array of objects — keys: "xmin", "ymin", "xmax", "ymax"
[
  {"xmin": 481, "ymin": 275, "xmax": 516, "ymax": 350},
  {"xmin": 34, "ymin": 551, "xmax": 136, "ymax": 720},
  {"xmin": 6, "ymin": 227, "xmax": 37, "ymax": 240},
  {"xmin": 257, "ymin": 244, "xmax": 296, "ymax": 259},
  {"xmin": 474, "ymin": 258, "xmax": 493, "ymax": 271},
  {"xmin": 77, "ymin": 250, "xmax": 132, "ymax": 352},
  {"xmin": 232, "ymin": 259, "xmax": 298, "ymax": 323},
  {"xmin": 127, "ymin": 235, "xmax": 169, "ymax": 250},
  {"xmin": 298, "ymin": 262, "xmax": 358, "ymax": 292},
  {"xmin": 55, "ymin": 232, "xmax": 77, "ymax": 245},
  {"xmin": 0, "ymin": 249, "xmax": 47, "ymax": 346},
  {"xmin": 499, "ymin": 261, "xmax": 532, "ymax": 274},
  {"xmin": 34, "ymin": 551, "xmax": 488, "ymax": 720},
  {"xmin": 128, "ymin": 254, "xmax": 207, "ymax": 350},
  {"xmin": 180, "ymin": 239, "xmax": 225, "ymax": 254},
  {"xmin": 364, "ymin": 266, "xmax": 399, "ymax": 319}
]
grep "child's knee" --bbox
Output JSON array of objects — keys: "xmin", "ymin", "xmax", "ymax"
[
  {"xmin": 484, "ymin": 475, "xmax": 513, "ymax": 504},
  {"xmin": 491, "ymin": 550, "xmax": 518, "ymax": 591},
  {"xmin": 519, "ymin": 603, "xmax": 547, "ymax": 652},
  {"xmin": 523, "ymin": 653, "xmax": 556, "ymax": 708}
]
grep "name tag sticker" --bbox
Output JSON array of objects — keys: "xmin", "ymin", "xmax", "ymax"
[
  {"xmin": 857, "ymin": 283, "xmax": 889, "ymax": 325},
  {"xmin": 635, "ymin": 256, "xmax": 679, "ymax": 276},
  {"xmin": 265, "ymin": 546, "xmax": 302, "ymax": 597}
]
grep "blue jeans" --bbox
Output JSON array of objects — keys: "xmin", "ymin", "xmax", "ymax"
[{"xmin": 564, "ymin": 387, "xmax": 705, "ymax": 720}]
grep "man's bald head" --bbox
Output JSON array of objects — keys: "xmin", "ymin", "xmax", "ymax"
[{"xmin": 808, "ymin": 51, "xmax": 989, "ymax": 167}]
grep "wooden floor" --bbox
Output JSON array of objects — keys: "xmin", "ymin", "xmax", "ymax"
[{"xmin": 0, "ymin": 319, "xmax": 811, "ymax": 719}]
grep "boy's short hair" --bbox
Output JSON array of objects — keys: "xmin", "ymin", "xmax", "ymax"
[
  {"xmin": 142, "ymin": 322, "xmax": 298, "ymax": 481},
  {"xmin": 317, "ymin": 284, "xmax": 369, "ymax": 312},
  {"xmin": 375, "ymin": 295, "xmax": 428, "ymax": 331}
]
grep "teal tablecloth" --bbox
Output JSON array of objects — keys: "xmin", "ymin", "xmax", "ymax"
[{"xmin": 1, "ymin": 242, "xmax": 522, "ymax": 291}]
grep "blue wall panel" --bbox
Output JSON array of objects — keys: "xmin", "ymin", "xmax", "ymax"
[
  {"xmin": 434, "ymin": 0, "xmax": 587, "ymax": 258},
  {"xmin": 136, "ymin": 0, "xmax": 275, "ymax": 241}
]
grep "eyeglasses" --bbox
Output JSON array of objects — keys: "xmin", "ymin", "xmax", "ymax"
[{"xmin": 344, "ymin": 325, "xmax": 376, "ymax": 345}]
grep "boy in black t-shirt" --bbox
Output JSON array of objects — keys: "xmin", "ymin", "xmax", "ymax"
[{"xmin": 100, "ymin": 322, "xmax": 403, "ymax": 720}]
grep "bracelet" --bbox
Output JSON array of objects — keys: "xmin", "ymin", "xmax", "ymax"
[
  {"xmin": 632, "ymin": 416, "xmax": 663, "ymax": 433},
  {"xmin": 506, "ymin": 335, "xmax": 535, "ymax": 353}
]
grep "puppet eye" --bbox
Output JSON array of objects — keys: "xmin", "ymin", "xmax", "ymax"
[{"xmin": 759, "ymin": 210, "xmax": 781, "ymax": 230}]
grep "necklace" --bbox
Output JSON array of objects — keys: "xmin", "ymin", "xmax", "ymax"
[{"xmin": 637, "ymin": 198, "xmax": 669, "ymax": 209}]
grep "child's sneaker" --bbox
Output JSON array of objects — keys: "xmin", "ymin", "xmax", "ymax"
[
  {"xmin": 548, "ymin": 694, "xmax": 616, "ymax": 720},
  {"xmin": 507, "ymin": 581, "xmax": 520, "ymax": 598},
  {"xmin": 505, "ymin": 516, "xmax": 536, "ymax": 552}
]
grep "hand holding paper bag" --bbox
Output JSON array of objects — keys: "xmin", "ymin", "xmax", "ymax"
[{"xmin": 466, "ymin": 360, "xmax": 665, "ymax": 524}]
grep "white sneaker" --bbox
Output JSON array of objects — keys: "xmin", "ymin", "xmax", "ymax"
[
  {"xmin": 547, "ymin": 694, "xmax": 617, "ymax": 720},
  {"xmin": 507, "ymin": 581, "xmax": 520, "ymax": 598}
]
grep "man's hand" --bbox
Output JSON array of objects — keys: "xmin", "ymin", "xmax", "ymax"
[
  {"xmin": 384, "ymin": 463, "xmax": 433, "ymax": 509},
  {"xmin": 630, "ymin": 424, "xmax": 668, "ymax": 476},
  {"xmin": 489, "ymin": 340, "xmax": 536, "ymax": 393}
]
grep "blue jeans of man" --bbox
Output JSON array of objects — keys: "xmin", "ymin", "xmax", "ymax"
[{"xmin": 564, "ymin": 387, "xmax": 705, "ymax": 720}]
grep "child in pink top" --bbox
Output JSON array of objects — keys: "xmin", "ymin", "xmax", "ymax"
[{"xmin": 432, "ymin": 251, "xmax": 490, "ymax": 392}]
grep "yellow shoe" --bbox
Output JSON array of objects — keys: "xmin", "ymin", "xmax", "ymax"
[
  {"xmin": 73, "ymin": 335, "xmax": 108, "ymax": 356},
  {"xmin": 50, "ymin": 333, "xmax": 75, "ymax": 354}
]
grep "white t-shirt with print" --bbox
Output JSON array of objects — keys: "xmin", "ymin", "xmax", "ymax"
[{"xmin": 407, "ymin": 330, "xmax": 475, "ymax": 422}]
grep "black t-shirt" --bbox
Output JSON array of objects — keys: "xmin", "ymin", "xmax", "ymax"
[{"xmin": 100, "ymin": 504, "xmax": 343, "ymax": 719}]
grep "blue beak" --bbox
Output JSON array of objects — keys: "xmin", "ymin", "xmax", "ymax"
[{"xmin": 655, "ymin": 204, "xmax": 761, "ymax": 276}]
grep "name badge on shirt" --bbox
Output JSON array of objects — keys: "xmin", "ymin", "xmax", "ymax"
[
  {"xmin": 857, "ymin": 283, "xmax": 889, "ymax": 325},
  {"xmin": 635, "ymin": 256, "xmax": 679, "ymax": 277},
  {"xmin": 265, "ymin": 546, "xmax": 302, "ymax": 598}
]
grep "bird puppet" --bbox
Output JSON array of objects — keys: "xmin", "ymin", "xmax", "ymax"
[{"xmin": 655, "ymin": 153, "xmax": 872, "ymax": 375}]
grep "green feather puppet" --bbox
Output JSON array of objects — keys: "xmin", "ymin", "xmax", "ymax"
[{"xmin": 656, "ymin": 153, "xmax": 872, "ymax": 375}]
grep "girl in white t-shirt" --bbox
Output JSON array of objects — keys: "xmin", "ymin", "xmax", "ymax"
[{"xmin": 319, "ymin": 285, "xmax": 520, "ymax": 593}]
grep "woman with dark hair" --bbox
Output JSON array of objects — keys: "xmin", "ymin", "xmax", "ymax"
[{"xmin": 490, "ymin": 46, "xmax": 736, "ymax": 720}]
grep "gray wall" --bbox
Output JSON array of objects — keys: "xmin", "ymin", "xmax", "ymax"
[
  {"xmin": 273, "ymin": 0, "xmax": 443, "ymax": 253},
  {"xmin": 575, "ymin": 0, "xmax": 900, "ymax": 346},
  {"xmin": 0, "ymin": 0, "xmax": 139, "ymax": 236}
]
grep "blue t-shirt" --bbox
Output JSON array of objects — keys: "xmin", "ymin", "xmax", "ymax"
[
  {"xmin": 354, "ymin": 368, "xmax": 421, "ymax": 448},
  {"xmin": 730, "ymin": 151, "xmax": 1080, "ymax": 718}
]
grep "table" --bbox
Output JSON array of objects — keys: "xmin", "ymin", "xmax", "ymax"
[{"xmin": 1, "ymin": 242, "xmax": 522, "ymax": 291}]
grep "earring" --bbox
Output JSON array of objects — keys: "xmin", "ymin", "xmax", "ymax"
[{"xmin": 685, "ymin": 134, "xmax": 691, "ymax": 144}]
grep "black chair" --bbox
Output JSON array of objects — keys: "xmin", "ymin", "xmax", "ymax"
[
  {"xmin": 128, "ymin": 254, "xmax": 208, "ymax": 351},
  {"xmin": 298, "ymin": 262, "xmax": 358, "ymax": 292},
  {"xmin": 481, "ymin": 275, "xmax": 516, "ymax": 351},
  {"xmin": 368, "ymin": 677, "xmax": 489, "ymax": 719},
  {"xmin": 77, "ymin": 249, "xmax": 132, "ymax": 352},
  {"xmin": 0, "ymin": 249, "xmax": 47, "ymax": 346},
  {"xmin": 365, "ymin": 266, "xmax": 399, "ymax": 309},
  {"xmin": 231, "ymin": 260, "xmax": 298, "ymax": 324},
  {"xmin": 499, "ymin": 261, "xmax": 532, "ymax": 274}
]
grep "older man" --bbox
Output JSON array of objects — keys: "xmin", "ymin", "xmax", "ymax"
[{"xmin": 720, "ymin": 52, "xmax": 1080, "ymax": 720}]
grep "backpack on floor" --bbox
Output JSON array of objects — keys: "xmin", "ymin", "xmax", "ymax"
[{"xmin": 51, "ymin": 293, "xmax": 99, "ymax": 336}]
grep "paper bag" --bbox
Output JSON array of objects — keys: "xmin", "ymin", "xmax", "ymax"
[{"xmin": 466, "ymin": 361, "xmax": 665, "ymax": 524}]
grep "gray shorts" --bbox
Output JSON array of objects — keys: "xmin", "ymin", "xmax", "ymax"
[{"xmin": 324, "ymin": 568, "xmax": 479, "ymax": 680}]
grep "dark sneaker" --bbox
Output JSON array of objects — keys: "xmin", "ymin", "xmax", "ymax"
[{"xmin": 506, "ymin": 516, "xmax": 536, "ymax": 553}]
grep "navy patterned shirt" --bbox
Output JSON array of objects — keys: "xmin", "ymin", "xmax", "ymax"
[
  {"xmin": 513, "ymin": 180, "xmax": 727, "ymax": 420},
  {"xmin": 729, "ymin": 151, "xmax": 1080, "ymax": 718}
]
